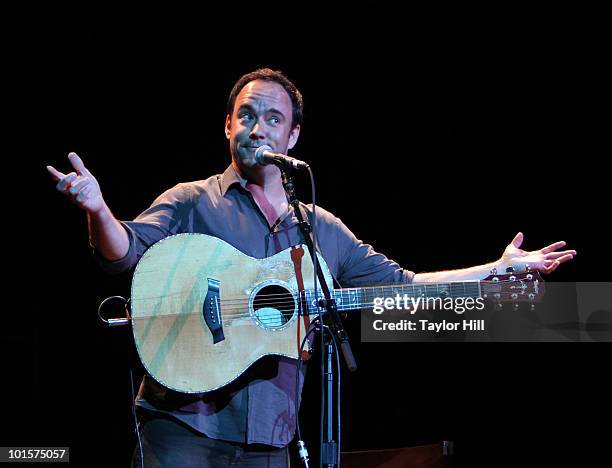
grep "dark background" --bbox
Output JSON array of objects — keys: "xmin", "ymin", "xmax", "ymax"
[{"xmin": 4, "ymin": 14, "xmax": 609, "ymax": 467}]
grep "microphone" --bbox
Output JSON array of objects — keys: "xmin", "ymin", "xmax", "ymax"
[{"xmin": 254, "ymin": 145, "xmax": 309, "ymax": 170}]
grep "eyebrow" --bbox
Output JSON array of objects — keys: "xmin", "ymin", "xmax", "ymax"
[{"xmin": 237, "ymin": 104, "xmax": 287, "ymax": 118}]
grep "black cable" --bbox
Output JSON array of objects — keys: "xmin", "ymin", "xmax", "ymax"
[
  {"xmin": 295, "ymin": 323, "xmax": 320, "ymax": 468},
  {"xmin": 310, "ymin": 167, "xmax": 342, "ymax": 467},
  {"xmin": 98, "ymin": 296, "xmax": 141, "ymax": 466},
  {"xmin": 308, "ymin": 165, "xmax": 341, "ymax": 467},
  {"xmin": 307, "ymin": 166, "xmax": 318, "ymax": 321},
  {"xmin": 295, "ymin": 325, "xmax": 318, "ymax": 441},
  {"xmin": 304, "ymin": 165, "xmax": 328, "ymax": 468},
  {"xmin": 328, "ymin": 324, "xmax": 342, "ymax": 468},
  {"xmin": 129, "ymin": 366, "xmax": 144, "ymax": 468},
  {"xmin": 320, "ymin": 322, "xmax": 325, "ymax": 468},
  {"xmin": 289, "ymin": 165, "xmax": 345, "ymax": 466}
]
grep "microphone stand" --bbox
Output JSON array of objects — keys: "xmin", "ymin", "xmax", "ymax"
[{"xmin": 280, "ymin": 167, "xmax": 357, "ymax": 468}]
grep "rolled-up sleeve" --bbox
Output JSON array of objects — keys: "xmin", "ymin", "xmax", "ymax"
[
  {"xmin": 92, "ymin": 183, "xmax": 194, "ymax": 274},
  {"xmin": 335, "ymin": 216, "xmax": 414, "ymax": 287}
]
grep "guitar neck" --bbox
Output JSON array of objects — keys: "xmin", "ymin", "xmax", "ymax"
[{"xmin": 302, "ymin": 281, "xmax": 482, "ymax": 315}]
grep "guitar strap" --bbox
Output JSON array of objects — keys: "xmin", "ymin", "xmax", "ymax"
[{"xmin": 290, "ymin": 245, "xmax": 313, "ymax": 361}]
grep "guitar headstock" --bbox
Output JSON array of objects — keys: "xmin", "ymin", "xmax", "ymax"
[{"xmin": 481, "ymin": 266, "xmax": 545, "ymax": 310}]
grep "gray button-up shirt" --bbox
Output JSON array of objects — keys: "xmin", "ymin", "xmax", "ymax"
[{"xmin": 96, "ymin": 164, "xmax": 414, "ymax": 447}]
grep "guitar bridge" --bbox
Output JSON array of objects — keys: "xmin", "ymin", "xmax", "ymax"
[{"xmin": 203, "ymin": 277, "xmax": 224, "ymax": 344}]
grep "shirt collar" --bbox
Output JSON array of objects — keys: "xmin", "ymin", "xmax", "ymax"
[
  {"xmin": 219, "ymin": 164, "xmax": 302, "ymax": 229},
  {"xmin": 220, "ymin": 164, "xmax": 249, "ymax": 197}
]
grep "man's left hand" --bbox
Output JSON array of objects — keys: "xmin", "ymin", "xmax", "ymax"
[{"xmin": 499, "ymin": 232, "xmax": 576, "ymax": 274}]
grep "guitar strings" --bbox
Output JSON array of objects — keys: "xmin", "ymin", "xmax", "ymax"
[
  {"xmin": 207, "ymin": 277, "xmax": 530, "ymax": 304},
  {"xmin": 134, "ymin": 297, "xmax": 528, "ymax": 320},
  {"xmin": 132, "ymin": 278, "xmax": 538, "ymax": 320},
  {"xmin": 137, "ymin": 288, "xmax": 532, "ymax": 309},
  {"xmin": 135, "ymin": 282, "xmax": 532, "ymax": 308}
]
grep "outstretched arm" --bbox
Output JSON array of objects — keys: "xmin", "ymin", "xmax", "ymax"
[
  {"xmin": 47, "ymin": 152, "xmax": 129, "ymax": 261},
  {"xmin": 413, "ymin": 232, "xmax": 576, "ymax": 283}
]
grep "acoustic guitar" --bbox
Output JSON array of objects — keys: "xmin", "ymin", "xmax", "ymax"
[{"xmin": 130, "ymin": 233, "xmax": 543, "ymax": 393}]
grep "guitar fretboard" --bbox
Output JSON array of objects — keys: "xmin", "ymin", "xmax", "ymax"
[{"xmin": 301, "ymin": 281, "xmax": 482, "ymax": 315}]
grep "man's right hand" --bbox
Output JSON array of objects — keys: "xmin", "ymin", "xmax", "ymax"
[{"xmin": 47, "ymin": 152, "xmax": 105, "ymax": 213}]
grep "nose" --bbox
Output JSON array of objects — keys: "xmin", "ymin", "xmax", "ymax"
[{"xmin": 249, "ymin": 118, "xmax": 266, "ymax": 141}]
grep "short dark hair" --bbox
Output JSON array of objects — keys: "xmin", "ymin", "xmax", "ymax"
[{"xmin": 227, "ymin": 68, "xmax": 303, "ymax": 129}]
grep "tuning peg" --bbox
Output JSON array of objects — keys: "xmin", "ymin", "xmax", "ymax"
[
  {"xmin": 513, "ymin": 303, "xmax": 520, "ymax": 311},
  {"xmin": 530, "ymin": 304, "xmax": 536, "ymax": 311},
  {"xmin": 525, "ymin": 264, "xmax": 531, "ymax": 272},
  {"xmin": 507, "ymin": 266, "xmax": 516, "ymax": 280},
  {"xmin": 490, "ymin": 267, "xmax": 498, "ymax": 275},
  {"xmin": 494, "ymin": 303, "xmax": 503, "ymax": 311}
]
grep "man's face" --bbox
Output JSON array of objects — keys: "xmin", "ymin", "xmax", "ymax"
[{"xmin": 225, "ymin": 79, "xmax": 300, "ymax": 173}]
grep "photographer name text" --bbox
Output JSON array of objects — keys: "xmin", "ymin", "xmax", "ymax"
[{"xmin": 373, "ymin": 319, "xmax": 485, "ymax": 332}]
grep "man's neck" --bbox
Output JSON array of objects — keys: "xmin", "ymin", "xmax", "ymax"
[
  {"xmin": 233, "ymin": 161, "xmax": 285, "ymax": 197},
  {"xmin": 233, "ymin": 161, "xmax": 290, "ymax": 227}
]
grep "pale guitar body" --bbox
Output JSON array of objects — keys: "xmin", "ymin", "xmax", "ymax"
[{"xmin": 131, "ymin": 233, "xmax": 332, "ymax": 394}]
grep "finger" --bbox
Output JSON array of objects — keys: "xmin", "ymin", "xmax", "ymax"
[
  {"xmin": 511, "ymin": 232, "xmax": 524, "ymax": 248},
  {"xmin": 545, "ymin": 250, "xmax": 577, "ymax": 260},
  {"xmin": 541, "ymin": 241, "xmax": 566, "ymax": 254},
  {"xmin": 555, "ymin": 253, "xmax": 574, "ymax": 264},
  {"xmin": 46, "ymin": 165, "xmax": 66, "ymax": 182},
  {"xmin": 56, "ymin": 172, "xmax": 77, "ymax": 192},
  {"xmin": 76, "ymin": 188, "xmax": 91, "ymax": 204},
  {"xmin": 77, "ymin": 183, "xmax": 93, "ymax": 199},
  {"xmin": 68, "ymin": 152, "xmax": 92, "ymax": 176},
  {"xmin": 541, "ymin": 259, "xmax": 556, "ymax": 272},
  {"xmin": 545, "ymin": 260, "xmax": 560, "ymax": 274},
  {"xmin": 544, "ymin": 254, "xmax": 574, "ymax": 274},
  {"xmin": 543, "ymin": 263, "xmax": 557, "ymax": 275},
  {"xmin": 67, "ymin": 177, "xmax": 91, "ymax": 196}
]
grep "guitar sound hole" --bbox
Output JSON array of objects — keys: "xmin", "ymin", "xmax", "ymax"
[{"xmin": 252, "ymin": 285, "xmax": 296, "ymax": 330}]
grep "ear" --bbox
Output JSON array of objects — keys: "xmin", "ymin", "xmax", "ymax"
[
  {"xmin": 224, "ymin": 114, "xmax": 231, "ymax": 140},
  {"xmin": 287, "ymin": 125, "xmax": 301, "ymax": 150}
]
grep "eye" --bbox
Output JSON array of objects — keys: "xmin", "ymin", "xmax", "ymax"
[
  {"xmin": 268, "ymin": 116, "xmax": 280, "ymax": 125},
  {"xmin": 240, "ymin": 112, "xmax": 254, "ymax": 121}
]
